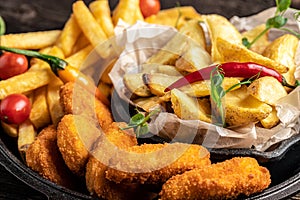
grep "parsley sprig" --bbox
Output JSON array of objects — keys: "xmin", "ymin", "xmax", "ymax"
[
  {"xmin": 242, "ymin": 0, "xmax": 300, "ymax": 48},
  {"xmin": 121, "ymin": 108, "xmax": 161, "ymax": 137}
]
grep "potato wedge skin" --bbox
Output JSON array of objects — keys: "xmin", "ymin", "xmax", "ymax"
[
  {"xmin": 123, "ymin": 73, "xmax": 152, "ymax": 97},
  {"xmin": 225, "ymin": 86, "xmax": 272, "ymax": 126}
]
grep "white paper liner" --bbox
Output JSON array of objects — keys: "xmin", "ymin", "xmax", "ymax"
[{"xmin": 109, "ymin": 8, "xmax": 300, "ymax": 152}]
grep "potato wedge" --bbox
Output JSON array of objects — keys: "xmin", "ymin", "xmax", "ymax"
[
  {"xmin": 203, "ymin": 14, "xmax": 242, "ymax": 62},
  {"xmin": 123, "ymin": 73, "xmax": 152, "ymax": 97},
  {"xmin": 247, "ymin": 76, "xmax": 287, "ymax": 106},
  {"xmin": 262, "ymin": 34, "xmax": 299, "ymax": 89},
  {"xmin": 141, "ymin": 63, "xmax": 182, "ymax": 76},
  {"xmin": 171, "ymin": 89, "xmax": 211, "ymax": 123},
  {"xmin": 133, "ymin": 96, "xmax": 162, "ymax": 112},
  {"xmin": 55, "ymin": 14, "xmax": 82, "ymax": 57},
  {"xmin": 1, "ymin": 30, "xmax": 61, "ymax": 49},
  {"xmin": 178, "ymin": 19, "xmax": 206, "ymax": 49},
  {"xmin": 29, "ymin": 86, "xmax": 51, "ymax": 130},
  {"xmin": 175, "ymin": 43, "xmax": 211, "ymax": 73},
  {"xmin": 143, "ymin": 73, "xmax": 181, "ymax": 96},
  {"xmin": 216, "ymin": 37, "xmax": 288, "ymax": 73},
  {"xmin": 112, "ymin": 0, "xmax": 144, "ymax": 25},
  {"xmin": 181, "ymin": 78, "xmax": 241, "ymax": 97},
  {"xmin": 260, "ymin": 107, "xmax": 280, "ymax": 129},
  {"xmin": 242, "ymin": 24, "xmax": 270, "ymax": 54},
  {"xmin": 145, "ymin": 6, "xmax": 202, "ymax": 28},
  {"xmin": 225, "ymin": 85, "xmax": 272, "ymax": 126}
]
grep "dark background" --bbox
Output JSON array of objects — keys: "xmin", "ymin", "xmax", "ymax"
[{"xmin": 0, "ymin": 0, "xmax": 300, "ymax": 199}]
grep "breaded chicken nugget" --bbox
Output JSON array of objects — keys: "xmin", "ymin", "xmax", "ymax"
[
  {"xmin": 159, "ymin": 157, "xmax": 271, "ymax": 200},
  {"xmin": 26, "ymin": 125, "xmax": 79, "ymax": 190},
  {"xmin": 57, "ymin": 114, "xmax": 101, "ymax": 176},
  {"xmin": 105, "ymin": 143, "xmax": 211, "ymax": 184},
  {"xmin": 86, "ymin": 122, "xmax": 151, "ymax": 200},
  {"xmin": 60, "ymin": 81, "xmax": 113, "ymax": 131}
]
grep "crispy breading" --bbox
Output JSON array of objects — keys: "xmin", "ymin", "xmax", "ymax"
[
  {"xmin": 159, "ymin": 157, "xmax": 271, "ymax": 200},
  {"xmin": 25, "ymin": 125, "xmax": 79, "ymax": 190},
  {"xmin": 105, "ymin": 143, "xmax": 211, "ymax": 184},
  {"xmin": 59, "ymin": 81, "xmax": 113, "ymax": 131},
  {"xmin": 85, "ymin": 122, "xmax": 151, "ymax": 200},
  {"xmin": 57, "ymin": 114, "xmax": 101, "ymax": 176}
]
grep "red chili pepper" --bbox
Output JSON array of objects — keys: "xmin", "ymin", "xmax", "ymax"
[{"xmin": 164, "ymin": 62, "xmax": 298, "ymax": 92}]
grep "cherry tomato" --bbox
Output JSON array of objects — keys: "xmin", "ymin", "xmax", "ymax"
[
  {"xmin": 0, "ymin": 52, "xmax": 28, "ymax": 80},
  {"xmin": 0, "ymin": 94, "xmax": 31, "ymax": 125},
  {"xmin": 140, "ymin": 0, "xmax": 161, "ymax": 18}
]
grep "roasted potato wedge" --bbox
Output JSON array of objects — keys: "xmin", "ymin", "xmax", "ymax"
[
  {"xmin": 260, "ymin": 107, "xmax": 280, "ymax": 129},
  {"xmin": 247, "ymin": 77, "xmax": 287, "ymax": 106},
  {"xmin": 123, "ymin": 73, "xmax": 152, "ymax": 97},
  {"xmin": 225, "ymin": 85, "xmax": 272, "ymax": 126},
  {"xmin": 141, "ymin": 63, "xmax": 182, "ymax": 76},
  {"xmin": 203, "ymin": 14, "xmax": 242, "ymax": 62},
  {"xmin": 133, "ymin": 96, "xmax": 162, "ymax": 112},
  {"xmin": 262, "ymin": 34, "xmax": 299, "ymax": 89},
  {"xmin": 171, "ymin": 89, "xmax": 211, "ymax": 123},
  {"xmin": 216, "ymin": 37, "xmax": 288, "ymax": 73},
  {"xmin": 242, "ymin": 24, "xmax": 270, "ymax": 54}
]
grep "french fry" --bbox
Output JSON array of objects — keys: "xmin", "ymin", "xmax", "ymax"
[
  {"xmin": 29, "ymin": 86, "xmax": 51, "ymax": 130},
  {"xmin": 73, "ymin": 1, "xmax": 107, "ymax": 49},
  {"xmin": 216, "ymin": 37, "xmax": 288, "ymax": 73},
  {"xmin": 65, "ymin": 45, "xmax": 93, "ymax": 69},
  {"xmin": 89, "ymin": 0, "xmax": 114, "ymax": 37},
  {"xmin": 1, "ymin": 121, "xmax": 18, "ymax": 138},
  {"xmin": 112, "ymin": 0, "xmax": 144, "ymax": 25},
  {"xmin": 72, "ymin": 33, "xmax": 91, "ymax": 54},
  {"xmin": 18, "ymin": 120, "xmax": 37, "ymax": 161},
  {"xmin": 1, "ymin": 30, "xmax": 61, "ymax": 49},
  {"xmin": 55, "ymin": 14, "xmax": 82, "ymax": 57},
  {"xmin": 0, "ymin": 69, "xmax": 53, "ymax": 100},
  {"xmin": 203, "ymin": 14, "xmax": 242, "ymax": 62}
]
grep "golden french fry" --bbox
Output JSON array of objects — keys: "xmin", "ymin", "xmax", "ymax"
[
  {"xmin": 242, "ymin": 24, "xmax": 270, "ymax": 54},
  {"xmin": 65, "ymin": 45, "xmax": 93, "ymax": 69},
  {"xmin": 262, "ymin": 34, "xmax": 299, "ymax": 89},
  {"xmin": 100, "ymin": 58, "xmax": 116, "ymax": 84},
  {"xmin": 56, "ymin": 14, "xmax": 82, "ymax": 57},
  {"xmin": 73, "ymin": 1, "xmax": 107, "ymax": 49},
  {"xmin": 72, "ymin": 33, "xmax": 91, "ymax": 54},
  {"xmin": 29, "ymin": 46, "xmax": 65, "ymax": 71},
  {"xmin": 1, "ymin": 121, "xmax": 18, "ymax": 138},
  {"xmin": 1, "ymin": 30, "xmax": 61, "ymax": 49},
  {"xmin": 216, "ymin": 37, "xmax": 288, "ymax": 73},
  {"xmin": 29, "ymin": 86, "xmax": 51, "ymax": 130},
  {"xmin": 112, "ymin": 0, "xmax": 144, "ymax": 25},
  {"xmin": 145, "ymin": 6, "xmax": 201, "ymax": 28},
  {"xmin": 47, "ymin": 77, "xmax": 64, "ymax": 126},
  {"xmin": 171, "ymin": 88, "xmax": 211, "ymax": 123},
  {"xmin": 203, "ymin": 14, "xmax": 242, "ymax": 62},
  {"xmin": 89, "ymin": 0, "xmax": 114, "ymax": 37},
  {"xmin": 30, "ymin": 47, "xmax": 52, "ymax": 66},
  {"xmin": 0, "ymin": 69, "xmax": 53, "ymax": 100},
  {"xmin": 18, "ymin": 120, "xmax": 37, "ymax": 161}
]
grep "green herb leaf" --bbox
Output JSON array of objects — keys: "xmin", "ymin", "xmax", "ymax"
[
  {"xmin": 266, "ymin": 15, "xmax": 288, "ymax": 28},
  {"xmin": 0, "ymin": 16, "xmax": 5, "ymax": 36},
  {"xmin": 277, "ymin": 0, "xmax": 291, "ymax": 12},
  {"xmin": 129, "ymin": 113, "xmax": 145, "ymax": 125}
]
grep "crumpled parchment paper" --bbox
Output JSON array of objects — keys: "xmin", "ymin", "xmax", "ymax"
[{"xmin": 109, "ymin": 8, "xmax": 300, "ymax": 152}]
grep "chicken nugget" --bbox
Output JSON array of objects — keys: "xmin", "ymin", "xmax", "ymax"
[
  {"xmin": 86, "ymin": 122, "xmax": 152, "ymax": 200},
  {"xmin": 60, "ymin": 81, "xmax": 113, "ymax": 131},
  {"xmin": 57, "ymin": 114, "xmax": 101, "ymax": 176},
  {"xmin": 105, "ymin": 143, "xmax": 211, "ymax": 184},
  {"xmin": 159, "ymin": 157, "xmax": 271, "ymax": 200},
  {"xmin": 26, "ymin": 125, "xmax": 79, "ymax": 190}
]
